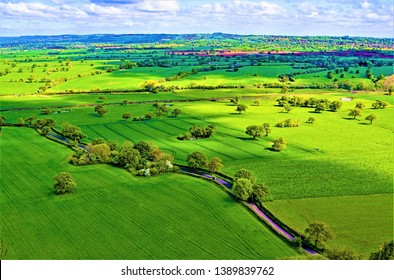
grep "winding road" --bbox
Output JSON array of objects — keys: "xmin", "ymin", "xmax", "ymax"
[{"xmin": 180, "ymin": 167, "xmax": 317, "ymax": 255}]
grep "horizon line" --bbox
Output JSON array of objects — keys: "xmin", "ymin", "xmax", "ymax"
[{"xmin": 1, "ymin": 32, "xmax": 393, "ymax": 40}]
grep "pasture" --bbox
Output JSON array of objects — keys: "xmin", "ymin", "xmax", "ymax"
[
  {"xmin": 264, "ymin": 194, "xmax": 393, "ymax": 254},
  {"xmin": 0, "ymin": 127, "xmax": 299, "ymax": 259},
  {"xmin": 1, "ymin": 38, "xmax": 393, "ymax": 259}
]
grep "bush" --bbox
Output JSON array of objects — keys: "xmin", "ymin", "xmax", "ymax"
[
  {"xmin": 276, "ymin": 119, "xmax": 299, "ymax": 128},
  {"xmin": 272, "ymin": 137, "xmax": 287, "ymax": 151}
]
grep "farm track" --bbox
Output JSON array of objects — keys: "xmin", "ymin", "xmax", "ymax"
[{"xmin": 180, "ymin": 168, "xmax": 317, "ymax": 255}]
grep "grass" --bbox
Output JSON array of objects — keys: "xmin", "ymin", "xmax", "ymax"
[
  {"xmin": 2, "ymin": 95, "xmax": 393, "ymax": 200},
  {"xmin": 1, "ymin": 47, "xmax": 392, "ymax": 259},
  {"xmin": 0, "ymin": 127, "xmax": 299, "ymax": 259},
  {"xmin": 264, "ymin": 194, "xmax": 393, "ymax": 254}
]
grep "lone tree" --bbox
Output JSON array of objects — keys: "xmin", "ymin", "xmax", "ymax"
[
  {"xmin": 348, "ymin": 108, "xmax": 362, "ymax": 119},
  {"xmin": 272, "ymin": 137, "xmax": 287, "ymax": 151},
  {"xmin": 186, "ymin": 151, "xmax": 208, "ymax": 169},
  {"xmin": 53, "ymin": 172, "xmax": 77, "ymax": 195},
  {"xmin": 232, "ymin": 178, "xmax": 253, "ymax": 201},
  {"xmin": 236, "ymin": 104, "xmax": 248, "ymax": 114},
  {"xmin": 94, "ymin": 105, "xmax": 108, "ymax": 117},
  {"xmin": 262, "ymin": 122, "xmax": 272, "ymax": 136},
  {"xmin": 369, "ymin": 240, "xmax": 394, "ymax": 260},
  {"xmin": 245, "ymin": 125, "xmax": 263, "ymax": 140},
  {"xmin": 122, "ymin": 113, "xmax": 131, "ymax": 121},
  {"xmin": 365, "ymin": 113, "xmax": 377, "ymax": 124},
  {"xmin": 307, "ymin": 117, "xmax": 316, "ymax": 124},
  {"xmin": 355, "ymin": 102, "xmax": 365, "ymax": 109},
  {"xmin": 304, "ymin": 221, "xmax": 334, "ymax": 250},
  {"xmin": 171, "ymin": 108, "xmax": 183, "ymax": 117}
]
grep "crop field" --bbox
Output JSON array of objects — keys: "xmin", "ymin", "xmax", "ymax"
[
  {"xmin": 264, "ymin": 194, "xmax": 393, "ymax": 254},
  {"xmin": 1, "ymin": 34, "xmax": 393, "ymax": 260},
  {"xmin": 0, "ymin": 127, "xmax": 299, "ymax": 259}
]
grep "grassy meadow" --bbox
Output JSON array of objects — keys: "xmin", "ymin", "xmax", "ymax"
[
  {"xmin": 1, "ymin": 43, "xmax": 393, "ymax": 259},
  {"xmin": 0, "ymin": 127, "xmax": 299, "ymax": 259}
]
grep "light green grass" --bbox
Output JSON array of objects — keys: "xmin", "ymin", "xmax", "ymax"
[
  {"xmin": 0, "ymin": 127, "xmax": 299, "ymax": 260},
  {"xmin": 264, "ymin": 194, "xmax": 393, "ymax": 254}
]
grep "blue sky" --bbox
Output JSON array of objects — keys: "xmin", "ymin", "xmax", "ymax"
[{"xmin": 0, "ymin": 0, "xmax": 393, "ymax": 37}]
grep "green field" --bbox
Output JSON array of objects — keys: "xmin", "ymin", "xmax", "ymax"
[
  {"xmin": 1, "ymin": 42, "xmax": 393, "ymax": 260},
  {"xmin": 0, "ymin": 127, "xmax": 299, "ymax": 259},
  {"xmin": 264, "ymin": 194, "xmax": 393, "ymax": 254}
]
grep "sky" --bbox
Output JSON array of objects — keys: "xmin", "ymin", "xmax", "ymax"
[{"xmin": 0, "ymin": 0, "xmax": 393, "ymax": 37}]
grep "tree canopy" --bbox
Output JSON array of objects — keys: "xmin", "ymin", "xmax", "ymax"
[
  {"xmin": 53, "ymin": 172, "xmax": 77, "ymax": 195},
  {"xmin": 61, "ymin": 123, "xmax": 87, "ymax": 141},
  {"xmin": 304, "ymin": 221, "xmax": 334, "ymax": 250},
  {"xmin": 186, "ymin": 151, "xmax": 208, "ymax": 169},
  {"xmin": 236, "ymin": 104, "xmax": 248, "ymax": 114},
  {"xmin": 245, "ymin": 125, "xmax": 263, "ymax": 140}
]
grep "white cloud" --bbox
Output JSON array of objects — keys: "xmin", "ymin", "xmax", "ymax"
[
  {"xmin": 137, "ymin": 0, "xmax": 180, "ymax": 14},
  {"xmin": 83, "ymin": 3, "xmax": 124, "ymax": 16},
  {"xmin": 194, "ymin": 1, "xmax": 285, "ymax": 16},
  {"xmin": 361, "ymin": 0, "xmax": 371, "ymax": 9}
]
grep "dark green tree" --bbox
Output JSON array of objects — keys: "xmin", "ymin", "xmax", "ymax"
[
  {"xmin": 171, "ymin": 108, "xmax": 183, "ymax": 117},
  {"xmin": 133, "ymin": 141, "xmax": 152, "ymax": 159},
  {"xmin": 207, "ymin": 157, "xmax": 223, "ymax": 173},
  {"xmin": 365, "ymin": 113, "xmax": 377, "ymax": 124},
  {"xmin": 329, "ymin": 101, "xmax": 343, "ymax": 112},
  {"xmin": 234, "ymin": 168, "xmax": 256, "ymax": 184},
  {"xmin": 272, "ymin": 137, "xmax": 287, "ymax": 151},
  {"xmin": 61, "ymin": 123, "xmax": 87, "ymax": 141},
  {"xmin": 307, "ymin": 117, "xmax": 316, "ymax": 124},
  {"xmin": 251, "ymin": 183, "xmax": 271, "ymax": 203},
  {"xmin": 94, "ymin": 105, "xmax": 108, "ymax": 117},
  {"xmin": 122, "ymin": 113, "xmax": 131, "ymax": 121},
  {"xmin": 245, "ymin": 125, "xmax": 263, "ymax": 140},
  {"xmin": 186, "ymin": 151, "xmax": 208, "ymax": 169},
  {"xmin": 232, "ymin": 178, "xmax": 253, "ymax": 201},
  {"xmin": 355, "ymin": 102, "xmax": 365, "ymax": 109},
  {"xmin": 114, "ymin": 142, "xmax": 141, "ymax": 169},
  {"xmin": 348, "ymin": 108, "xmax": 362, "ymax": 119},
  {"xmin": 314, "ymin": 102, "xmax": 326, "ymax": 113},
  {"xmin": 53, "ymin": 172, "xmax": 77, "ymax": 195},
  {"xmin": 236, "ymin": 104, "xmax": 248, "ymax": 114},
  {"xmin": 304, "ymin": 221, "xmax": 334, "ymax": 250}
]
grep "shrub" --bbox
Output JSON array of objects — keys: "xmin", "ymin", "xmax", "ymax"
[{"xmin": 272, "ymin": 137, "xmax": 287, "ymax": 151}]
